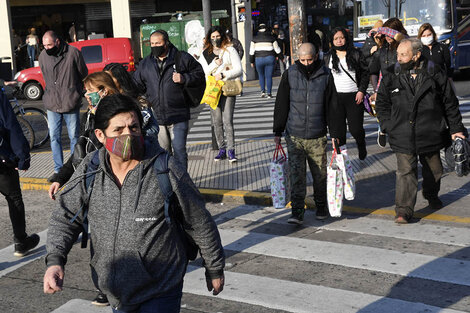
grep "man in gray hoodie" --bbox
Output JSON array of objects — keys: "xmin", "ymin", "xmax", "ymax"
[{"xmin": 43, "ymin": 94, "xmax": 225, "ymax": 312}]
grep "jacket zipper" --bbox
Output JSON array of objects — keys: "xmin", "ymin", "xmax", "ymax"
[{"xmin": 306, "ymin": 79, "xmax": 310, "ymax": 138}]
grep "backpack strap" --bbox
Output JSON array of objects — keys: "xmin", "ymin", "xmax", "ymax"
[
  {"xmin": 69, "ymin": 150, "xmax": 100, "ymax": 248},
  {"xmin": 153, "ymin": 151, "xmax": 173, "ymax": 225}
]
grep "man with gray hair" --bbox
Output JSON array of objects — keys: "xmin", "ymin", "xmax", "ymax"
[
  {"xmin": 376, "ymin": 38, "xmax": 466, "ymax": 223},
  {"xmin": 273, "ymin": 42, "xmax": 338, "ymax": 224},
  {"xmin": 39, "ymin": 30, "xmax": 87, "ymax": 182}
]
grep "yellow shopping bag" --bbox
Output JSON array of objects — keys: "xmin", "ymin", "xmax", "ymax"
[{"xmin": 200, "ymin": 75, "xmax": 225, "ymax": 110}]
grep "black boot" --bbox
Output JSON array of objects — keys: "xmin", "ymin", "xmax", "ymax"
[{"xmin": 14, "ymin": 234, "xmax": 40, "ymax": 257}]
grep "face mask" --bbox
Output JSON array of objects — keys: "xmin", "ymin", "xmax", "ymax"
[
  {"xmin": 86, "ymin": 90, "xmax": 103, "ymax": 114},
  {"xmin": 104, "ymin": 134, "xmax": 145, "ymax": 161},
  {"xmin": 333, "ymin": 45, "xmax": 347, "ymax": 51},
  {"xmin": 399, "ymin": 60, "xmax": 416, "ymax": 72},
  {"xmin": 211, "ymin": 38, "xmax": 222, "ymax": 47},
  {"xmin": 151, "ymin": 45, "xmax": 166, "ymax": 58},
  {"xmin": 421, "ymin": 36, "xmax": 434, "ymax": 46},
  {"xmin": 45, "ymin": 46, "xmax": 59, "ymax": 56}
]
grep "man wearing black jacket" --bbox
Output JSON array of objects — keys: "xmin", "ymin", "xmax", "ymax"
[
  {"xmin": 0, "ymin": 88, "xmax": 39, "ymax": 256},
  {"xmin": 273, "ymin": 43, "xmax": 337, "ymax": 224},
  {"xmin": 134, "ymin": 30, "xmax": 205, "ymax": 171},
  {"xmin": 376, "ymin": 38, "xmax": 466, "ymax": 224}
]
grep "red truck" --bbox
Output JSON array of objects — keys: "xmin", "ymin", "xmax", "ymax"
[{"xmin": 14, "ymin": 37, "xmax": 135, "ymax": 100}]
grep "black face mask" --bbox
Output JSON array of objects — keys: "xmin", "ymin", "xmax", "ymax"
[
  {"xmin": 45, "ymin": 46, "xmax": 59, "ymax": 56},
  {"xmin": 211, "ymin": 38, "xmax": 222, "ymax": 48},
  {"xmin": 399, "ymin": 60, "xmax": 416, "ymax": 72},
  {"xmin": 306, "ymin": 62, "xmax": 317, "ymax": 73},
  {"xmin": 333, "ymin": 45, "xmax": 347, "ymax": 51},
  {"xmin": 151, "ymin": 45, "xmax": 166, "ymax": 58}
]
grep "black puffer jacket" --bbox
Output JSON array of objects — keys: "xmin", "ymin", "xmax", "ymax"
[
  {"xmin": 133, "ymin": 45, "xmax": 205, "ymax": 125},
  {"xmin": 376, "ymin": 59, "xmax": 465, "ymax": 155}
]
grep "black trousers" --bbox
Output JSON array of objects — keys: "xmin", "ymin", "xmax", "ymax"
[
  {"xmin": 0, "ymin": 165, "xmax": 27, "ymax": 243},
  {"xmin": 335, "ymin": 92, "xmax": 366, "ymax": 147}
]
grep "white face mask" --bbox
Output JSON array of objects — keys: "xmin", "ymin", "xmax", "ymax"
[{"xmin": 421, "ymin": 36, "xmax": 434, "ymax": 46}]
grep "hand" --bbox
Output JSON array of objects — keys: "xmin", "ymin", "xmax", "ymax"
[
  {"xmin": 370, "ymin": 46, "xmax": 378, "ymax": 54},
  {"xmin": 452, "ymin": 132, "xmax": 466, "ymax": 140},
  {"xmin": 250, "ymin": 63, "xmax": 254, "ymax": 68},
  {"xmin": 355, "ymin": 91, "xmax": 364, "ymax": 105},
  {"xmin": 274, "ymin": 136, "xmax": 281, "ymax": 145},
  {"xmin": 43, "ymin": 265, "xmax": 64, "ymax": 294},
  {"xmin": 172, "ymin": 73, "xmax": 185, "ymax": 84},
  {"xmin": 4, "ymin": 81, "xmax": 17, "ymax": 86},
  {"xmin": 214, "ymin": 57, "xmax": 223, "ymax": 66},
  {"xmin": 48, "ymin": 182, "xmax": 61, "ymax": 200},
  {"xmin": 214, "ymin": 73, "xmax": 223, "ymax": 81},
  {"xmin": 370, "ymin": 92, "xmax": 377, "ymax": 102},
  {"xmin": 206, "ymin": 274, "xmax": 224, "ymax": 296}
]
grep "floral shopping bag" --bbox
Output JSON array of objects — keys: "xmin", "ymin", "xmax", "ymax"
[
  {"xmin": 327, "ymin": 147, "xmax": 344, "ymax": 217},
  {"xmin": 200, "ymin": 75, "xmax": 225, "ymax": 110},
  {"xmin": 270, "ymin": 143, "xmax": 290, "ymax": 208},
  {"xmin": 336, "ymin": 145, "xmax": 355, "ymax": 201}
]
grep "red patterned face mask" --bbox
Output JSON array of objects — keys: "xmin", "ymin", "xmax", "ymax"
[{"xmin": 104, "ymin": 134, "xmax": 145, "ymax": 161}]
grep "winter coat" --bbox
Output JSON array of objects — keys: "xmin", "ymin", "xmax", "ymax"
[
  {"xmin": 0, "ymin": 90, "xmax": 30, "ymax": 170},
  {"xmin": 273, "ymin": 60, "xmax": 337, "ymax": 139},
  {"xmin": 324, "ymin": 48, "xmax": 370, "ymax": 94},
  {"xmin": 198, "ymin": 46, "xmax": 243, "ymax": 80},
  {"xmin": 376, "ymin": 59, "xmax": 465, "ymax": 155},
  {"xmin": 39, "ymin": 43, "xmax": 88, "ymax": 113},
  {"xmin": 46, "ymin": 142, "xmax": 225, "ymax": 311},
  {"xmin": 421, "ymin": 42, "xmax": 453, "ymax": 77},
  {"xmin": 249, "ymin": 31, "xmax": 282, "ymax": 63},
  {"xmin": 133, "ymin": 45, "xmax": 205, "ymax": 125}
]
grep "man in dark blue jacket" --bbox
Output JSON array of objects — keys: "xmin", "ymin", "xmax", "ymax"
[
  {"xmin": 134, "ymin": 30, "xmax": 205, "ymax": 171},
  {"xmin": 0, "ymin": 89, "xmax": 39, "ymax": 256}
]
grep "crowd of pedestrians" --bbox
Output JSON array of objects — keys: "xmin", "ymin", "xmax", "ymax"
[{"xmin": 0, "ymin": 18, "xmax": 467, "ymax": 313}]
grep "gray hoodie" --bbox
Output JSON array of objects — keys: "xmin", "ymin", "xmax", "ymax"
[{"xmin": 46, "ymin": 142, "xmax": 225, "ymax": 310}]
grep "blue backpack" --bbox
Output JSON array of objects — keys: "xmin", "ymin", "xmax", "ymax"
[{"xmin": 70, "ymin": 150, "xmax": 199, "ymax": 260}]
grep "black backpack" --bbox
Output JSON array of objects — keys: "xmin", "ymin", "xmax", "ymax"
[
  {"xmin": 69, "ymin": 150, "xmax": 199, "ymax": 260},
  {"xmin": 174, "ymin": 51, "xmax": 205, "ymax": 108}
]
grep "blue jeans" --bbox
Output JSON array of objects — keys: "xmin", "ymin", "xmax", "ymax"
[
  {"xmin": 27, "ymin": 45, "xmax": 35, "ymax": 68},
  {"xmin": 158, "ymin": 121, "xmax": 189, "ymax": 172},
  {"xmin": 112, "ymin": 284, "xmax": 183, "ymax": 313},
  {"xmin": 47, "ymin": 109, "xmax": 80, "ymax": 173},
  {"xmin": 255, "ymin": 55, "xmax": 276, "ymax": 94}
]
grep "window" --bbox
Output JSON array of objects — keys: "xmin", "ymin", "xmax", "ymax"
[{"xmin": 81, "ymin": 45, "xmax": 103, "ymax": 64}]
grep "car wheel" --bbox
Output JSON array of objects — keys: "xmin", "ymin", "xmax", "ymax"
[{"xmin": 24, "ymin": 82, "xmax": 43, "ymax": 101}]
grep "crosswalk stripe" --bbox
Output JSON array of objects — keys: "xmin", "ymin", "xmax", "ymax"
[{"xmin": 183, "ymin": 266, "xmax": 466, "ymax": 313}]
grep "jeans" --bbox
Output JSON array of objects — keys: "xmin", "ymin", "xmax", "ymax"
[
  {"xmin": 158, "ymin": 121, "xmax": 189, "ymax": 172},
  {"xmin": 395, "ymin": 151, "xmax": 442, "ymax": 220},
  {"xmin": 286, "ymin": 135, "xmax": 328, "ymax": 211},
  {"xmin": 47, "ymin": 109, "xmax": 80, "ymax": 173},
  {"xmin": 27, "ymin": 45, "xmax": 35, "ymax": 68},
  {"xmin": 211, "ymin": 95, "xmax": 235, "ymax": 150},
  {"xmin": 112, "ymin": 283, "xmax": 183, "ymax": 313},
  {"xmin": 255, "ymin": 55, "xmax": 276, "ymax": 94},
  {"xmin": 335, "ymin": 92, "xmax": 366, "ymax": 148},
  {"xmin": 0, "ymin": 165, "xmax": 27, "ymax": 243}
]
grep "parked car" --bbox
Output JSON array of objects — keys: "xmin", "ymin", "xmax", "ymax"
[{"xmin": 14, "ymin": 37, "xmax": 135, "ymax": 100}]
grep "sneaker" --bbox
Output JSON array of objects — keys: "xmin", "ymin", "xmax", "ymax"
[
  {"xmin": 394, "ymin": 216, "xmax": 408, "ymax": 224},
  {"xmin": 48, "ymin": 172, "xmax": 60, "ymax": 183},
  {"xmin": 358, "ymin": 144, "xmax": 367, "ymax": 160},
  {"xmin": 315, "ymin": 208, "xmax": 329, "ymax": 220},
  {"xmin": 287, "ymin": 208, "xmax": 304, "ymax": 225},
  {"xmin": 14, "ymin": 234, "xmax": 40, "ymax": 257},
  {"xmin": 92, "ymin": 291, "xmax": 109, "ymax": 306},
  {"xmin": 266, "ymin": 93, "xmax": 273, "ymax": 99},
  {"xmin": 228, "ymin": 149, "xmax": 238, "ymax": 163},
  {"xmin": 428, "ymin": 198, "xmax": 443, "ymax": 210},
  {"xmin": 377, "ymin": 131, "xmax": 386, "ymax": 148},
  {"xmin": 261, "ymin": 92, "xmax": 267, "ymax": 98},
  {"xmin": 214, "ymin": 149, "xmax": 226, "ymax": 162}
]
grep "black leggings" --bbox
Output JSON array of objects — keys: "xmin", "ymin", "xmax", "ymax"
[{"xmin": 335, "ymin": 92, "xmax": 366, "ymax": 147}]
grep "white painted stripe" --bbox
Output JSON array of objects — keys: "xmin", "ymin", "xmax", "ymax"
[
  {"xmin": 184, "ymin": 266, "xmax": 465, "ymax": 313},
  {"xmin": 50, "ymin": 299, "xmax": 109, "ymax": 313},
  {"xmin": 217, "ymin": 206, "xmax": 470, "ymax": 246},
  {"xmin": 0, "ymin": 229, "xmax": 48, "ymax": 278},
  {"xmin": 218, "ymin": 228, "xmax": 470, "ymax": 286}
]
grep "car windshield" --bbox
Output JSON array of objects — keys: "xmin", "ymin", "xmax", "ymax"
[{"xmin": 355, "ymin": 0, "xmax": 452, "ymax": 39}]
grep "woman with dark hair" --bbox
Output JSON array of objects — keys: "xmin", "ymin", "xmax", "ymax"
[
  {"xmin": 369, "ymin": 17, "xmax": 408, "ymax": 147},
  {"xmin": 44, "ymin": 93, "xmax": 225, "ymax": 313},
  {"xmin": 324, "ymin": 27, "xmax": 369, "ymax": 160},
  {"xmin": 103, "ymin": 63, "xmax": 140, "ymax": 98},
  {"xmin": 198, "ymin": 25, "xmax": 242, "ymax": 162},
  {"xmin": 418, "ymin": 23, "xmax": 452, "ymax": 77}
]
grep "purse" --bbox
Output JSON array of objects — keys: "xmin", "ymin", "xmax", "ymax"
[{"xmin": 219, "ymin": 49, "xmax": 243, "ymax": 97}]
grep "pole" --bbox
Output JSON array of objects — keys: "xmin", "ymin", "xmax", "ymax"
[
  {"xmin": 202, "ymin": 0, "xmax": 218, "ymax": 149},
  {"xmin": 231, "ymin": 0, "xmax": 238, "ymax": 38},
  {"xmin": 287, "ymin": 0, "xmax": 307, "ymax": 64}
]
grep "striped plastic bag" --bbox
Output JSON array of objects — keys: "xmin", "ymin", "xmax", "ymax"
[
  {"xmin": 270, "ymin": 143, "xmax": 290, "ymax": 209},
  {"xmin": 327, "ymin": 147, "xmax": 344, "ymax": 217}
]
